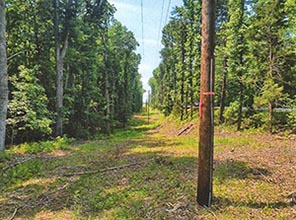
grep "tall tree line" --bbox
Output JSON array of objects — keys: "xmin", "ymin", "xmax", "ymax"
[
  {"xmin": 150, "ymin": 0, "xmax": 296, "ymax": 131},
  {"xmin": 149, "ymin": 0, "xmax": 202, "ymax": 120},
  {"xmin": 0, "ymin": 0, "xmax": 143, "ymax": 150}
]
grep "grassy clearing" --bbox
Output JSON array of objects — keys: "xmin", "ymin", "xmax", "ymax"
[{"xmin": 0, "ymin": 109, "xmax": 295, "ymax": 219}]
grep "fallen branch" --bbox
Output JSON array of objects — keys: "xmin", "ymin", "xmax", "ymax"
[
  {"xmin": 3, "ymin": 155, "xmax": 65, "ymax": 171},
  {"xmin": 9, "ymin": 208, "xmax": 18, "ymax": 220},
  {"xmin": 3, "ymin": 158, "xmax": 34, "ymax": 171},
  {"xmin": 61, "ymin": 159, "xmax": 154, "ymax": 177},
  {"xmin": 183, "ymin": 124, "xmax": 195, "ymax": 135},
  {"xmin": 176, "ymin": 123, "xmax": 194, "ymax": 136}
]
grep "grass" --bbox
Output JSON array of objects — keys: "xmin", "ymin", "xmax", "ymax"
[{"xmin": 0, "ymin": 109, "xmax": 295, "ymax": 219}]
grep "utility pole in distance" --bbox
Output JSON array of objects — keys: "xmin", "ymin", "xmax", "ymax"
[
  {"xmin": 197, "ymin": 0, "xmax": 216, "ymax": 207},
  {"xmin": 147, "ymin": 90, "xmax": 150, "ymax": 124}
]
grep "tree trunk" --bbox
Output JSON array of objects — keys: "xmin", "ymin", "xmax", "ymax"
[
  {"xmin": 268, "ymin": 102, "xmax": 273, "ymax": 133},
  {"xmin": 180, "ymin": 26, "xmax": 186, "ymax": 121},
  {"xmin": 268, "ymin": 45, "xmax": 274, "ymax": 133},
  {"xmin": 190, "ymin": 81, "xmax": 194, "ymax": 119},
  {"xmin": 111, "ymin": 72, "xmax": 116, "ymax": 118},
  {"xmin": 185, "ymin": 89, "xmax": 188, "ymax": 119},
  {"xmin": 173, "ymin": 55, "xmax": 177, "ymax": 103},
  {"xmin": 197, "ymin": 0, "xmax": 216, "ymax": 207},
  {"xmin": 237, "ymin": 80, "xmax": 243, "ymax": 130},
  {"xmin": 236, "ymin": 0, "xmax": 245, "ymax": 131},
  {"xmin": 0, "ymin": 0, "xmax": 8, "ymax": 151},
  {"xmin": 219, "ymin": 52, "xmax": 227, "ymax": 124},
  {"xmin": 189, "ymin": 6, "xmax": 195, "ymax": 119},
  {"xmin": 56, "ymin": 51, "xmax": 64, "ymax": 136},
  {"xmin": 189, "ymin": 40, "xmax": 194, "ymax": 119},
  {"xmin": 102, "ymin": 34, "xmax": 111, "ymax": 134},
  {"xmin": 122, "ymin": 51, "xmax": 130, "ymax": 127},
  {"xmin": 54, "ymin": 0, "xmax": 68, "ymax": 136},
  {"xmin": 237, "ymin": 46, "xmax": 244, "ymax": 131}
]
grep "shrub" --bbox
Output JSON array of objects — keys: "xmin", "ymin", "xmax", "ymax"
[
  {"xmin": 224, "ymin": 101, "xmax": 239, "ymax": 125},
  {"xmin": 287, "ymin": 97, "xmax": 296, "ymax": 133},
  {"xmin": 12, "ymin": 137, "xmax": 73, "ymax": 154}
]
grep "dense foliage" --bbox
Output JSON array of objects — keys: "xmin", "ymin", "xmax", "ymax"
[
  {"xmin": 4, "ymin": 0, "xmax": 143, "ymax": 144},
  {"xmin": 150, "ymin": 0, "xmax": 296, "ymax": 132},
  {"xmin": 150, "ymin": 0, "xmax": 201, "ymax": 120}
]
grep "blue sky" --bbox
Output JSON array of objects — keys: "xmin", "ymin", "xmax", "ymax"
[{"xmin": 109, "ymin": 0, "xmax": 184, "ymax": 101}]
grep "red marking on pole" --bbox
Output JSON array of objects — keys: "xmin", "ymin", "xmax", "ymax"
[{"xmin": 199, "ymin": 92, "xmax": 215, "ymax": 118}]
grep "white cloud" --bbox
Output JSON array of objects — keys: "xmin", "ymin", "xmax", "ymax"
[{"xmin": 138, "ymin": 63, "xmax": 153, "ymax": 92}]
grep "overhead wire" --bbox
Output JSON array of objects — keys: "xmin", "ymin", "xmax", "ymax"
[
  {"xmin": 164, "ymin": 0, "xmax": 172, "ymax": 26},
  {"xmin": 153, "ymin": 0, "xmax": 172, "ymax": 68},
  {"xmin": 157, "ymin": 0, "xmax": 166, "ymax": 48},
  {"xmin": 153, "ymin": 0, "xmax": 166, "ymax": 68},
  {"xmin": 141, "ymin": 0, "xmax": 145, "ymax": 57}
]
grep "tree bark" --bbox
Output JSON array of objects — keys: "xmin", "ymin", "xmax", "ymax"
[
  {"xmin": 180, "ymin": 24, "xmax": 186, "ymax": 121},
  {"xmin": 237, "ymin": 45, "xmax": 244, "ymax": 131},
  {"xmin": 268, "ymin": 102, "xmax": 274, "ymax": 132},
  {"xmin": 268, "ymin": 45, "xmax": 274, "ymax": 132},
  {"xmin": 237, "ymin": 79, "xmax": 243, "ymax": 130},
  {"xmin": 236, "ymin": 0, "xmax": 245, "ymax": 131},
  {"xmin": 197, "ymin": 0, "xmax": 216, "ymax": 207},
  {"xmin": 54, "ymin": 0, "xmax": 69, "ymax": 136},
  {"xmin": 219, "ymin": 51, "xmax": 227, "ymax": 124},
  {"xmin": 189, "ymin": 51, "xmax": 194, "ymax": 119},
  {"xmin": 102, "ymin": 34, "xmax": 111, "ymax": 134},
  {"xmin": 0, "ymin": 0, "xmax": 8, "ymax": 151}
]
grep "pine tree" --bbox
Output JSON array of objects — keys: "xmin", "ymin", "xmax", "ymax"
[
  {"xmin": 226, "ymin": 0, "xmax": 246, "ymax": 130},
  {"xmin": 248, "ymin": 0, "xmax": 291, "ymax": 132}
]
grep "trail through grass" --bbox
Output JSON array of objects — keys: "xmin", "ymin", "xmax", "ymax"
[{"xmin": 0, "ymin": 110, "xmax": 295, "ymax": 219}]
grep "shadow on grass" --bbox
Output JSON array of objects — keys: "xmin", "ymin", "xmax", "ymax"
[
  {"xmin": 213, "ymin": 196, "xmax": 294, "ymax": 209},
  {"xmin": 0, "ymin": 149, "xmax": 284, "ymax": 220},
  {"xmin": 129, "ymin": 139, "xmax": 182, "ymax": 149},
  {"xmin": 0, "ymin": 118, "xmax": 290, "ymax": 219},
  {"xmin": 0, "ymin": 153, "xmax": 196, "ymax": 219},
  {"xmin": 214, "ymin": 159, "xmax": 271, "ymax": 182}
]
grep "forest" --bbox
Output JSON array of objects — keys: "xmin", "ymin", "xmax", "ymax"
[
  {"xmin": 150, "ymin": 0, "xmax": 296, "ymax": 132},
  {"xmin": 0, "ymin": 0, "xmax": 143, "ymax": 149},
  {"xmin": 0, "ymin": 0, "xmax": 295, "ymax": 219}
]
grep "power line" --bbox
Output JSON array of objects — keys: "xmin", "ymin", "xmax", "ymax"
[
  {"xmin": 153, "ymin": 0, "xmax": 166, "ymax": 69},
  {"xmin": 141, "ymin": 0, "xmax": 144, "ymax": 57},
  {"xmin": 164, "ymin": 0, "xmax": 172, "ymax": 26},
  {"xmin": 157, "ymin": 0, "xmax": 166, "ymax": 47},
  {"xmin": 153, "ymin": 0, "xmax": 172, "ymax": 69}
]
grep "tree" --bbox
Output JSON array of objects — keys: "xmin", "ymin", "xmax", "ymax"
[
  {"xmin": 108, "ymin": 21, "xmax": 140, "ymax": 127},
  {"xmin": 0, "ymin": 0, "xmax": 8, "ymax": 151},
  {"xmin": 226, "ymin": 0, "xmax": 246, "ymax": 130},
  {"xmin": 216, "ymin": 0, "xmax": 229, "ymax": 124},
  {"xmin": 149, "ymin": 1, "xmax": 202, "ymax": 119},
  {"xmin": 3, "ymin": 0, "xmax": 142, "ymax": 142},
  {"xmin": 54, "ymin": 0, "xmax": 72, "ymax": 136},
  {"xmin": 247, "ymin": 0, "xmax": 291, "ymax": 132},
  {"xmin": 7, "ymin": 66, "xmax": 52, "ymax": 144}
]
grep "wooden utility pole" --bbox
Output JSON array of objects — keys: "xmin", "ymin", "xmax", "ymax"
[
  {"xmin": 147, "ymin": 90, "xmax": 150, "ymax": 124},
  {"xmin": 197, "ymin": 0, "xmax": 216, "ymax": 207}
]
